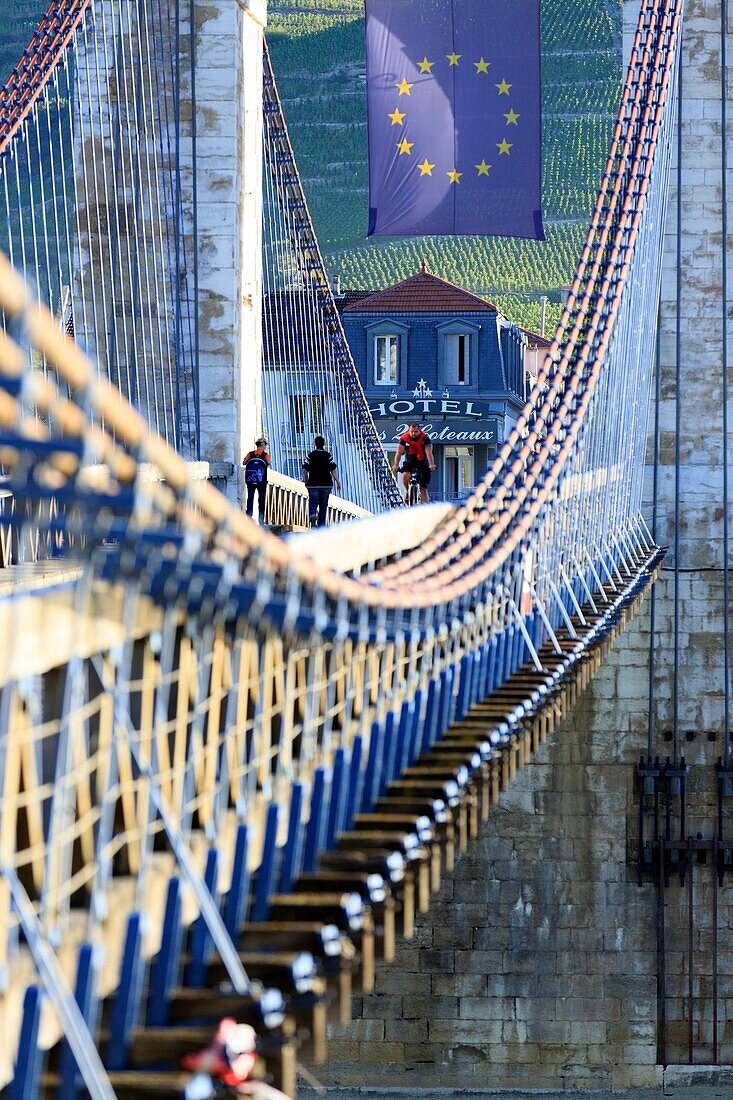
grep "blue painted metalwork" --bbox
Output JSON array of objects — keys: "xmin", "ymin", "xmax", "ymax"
[
  {"xmin": 58, "ymin": 944, "xmax": 96, "ymax": 1100},
  {"xmin": 10, "ymin": 987, "xmax": 43, "ymax": 1100},
  {"xmin": 469, "ymin": 650, "xmax": 483, "ymax": 708},
  {"xmin": 326, "ymin": 748, "xmax": 347, "ymax": 849},
  {"xmin": 395, "ymin": 701, "xmax": 411, "ymax": 775},
  {"xmin": 440, "ymin": 666, "xmax": 456, "ymax": 736},
  {"xmin": 423, "ymin": 677, "xmax": 440, "ymax": 751},
  {"xmin": 252, "ymin": 803, "xmax": 280, "ymax": 921},
  {"xmin": 344, "ymin": 736, "xmax": 363, "ymax": 827},
  {"xmin": 361, "ymin": 718, "xmax": 384, "ymax": 812},
  {"xmin": 106, "ymin": 913, "xmax": 145, "ymax": 1071},
  {"xmin": 147, "ymin": 877, "xmax": 183, "ymax": 1027},
  {"xmin": 303, "ymin": 767, "xmax": 327, "ymax": 872},
  {"xmin": 3, "ymin": 866, "xmax": 115, "ymax": 1099},
  {"xmin": 224, "ymin": 825, "xmax": 251, "ymax": 938},
  {"xmin": 0, "ymin": 4, "xmax": 684, "ymax": 1093},
  {"xmin": 485, "ymin": 636, "xmax": 498, "ymax": 696},
  {"xmin": 187, "ymin": 849, "xmax": 220, "ymax": 986},
  {"xmin": 406, "ymin": 692, "xmax": 422, "ymax": 766},
  {"xmin": 455, "ymin": 653, "xmax": 471, "ymax": 721},
  {"xmin": 380, "ymin": 710, "xmax": 397, "ymax": 795},
  {"xmin": 278, "ymin": 783, "xmax": 304, "ymax": 893}
]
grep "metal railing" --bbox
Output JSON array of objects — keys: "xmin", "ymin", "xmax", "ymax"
[{"xmin": 265, "ymin": 469, "xmax": 373, "ymax": 529}]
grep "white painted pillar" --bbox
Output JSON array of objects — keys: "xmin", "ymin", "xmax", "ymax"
[{"xmin": 192, "ymin": 0, "xmax": 266, "ymax": 503}]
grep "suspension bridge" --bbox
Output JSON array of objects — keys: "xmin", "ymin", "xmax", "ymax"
[{"xmin": 0, "ymin": 0, "xmax": 730, "ymax": 1094}]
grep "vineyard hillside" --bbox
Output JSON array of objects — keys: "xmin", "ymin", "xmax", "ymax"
[
  {"xmin": 0, "ymin": 1, "xmax": 623, "ymax": 334},
  {"xmin": 268, "ymin": 0, "xmax": 623, "ymax": 332}
]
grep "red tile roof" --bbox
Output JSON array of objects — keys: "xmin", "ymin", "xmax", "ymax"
[
  {"xmin": 340, "ymin": 265, "xmax": 498, "ymax": 314},
  {"xmin": 520, "ymin": 327, "xmax": 552, "ymax": 348}
]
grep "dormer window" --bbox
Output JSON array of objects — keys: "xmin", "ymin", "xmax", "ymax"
[
  {"xmin": 445, "ymin": 333, "xmax": 471, "ymax": 385},
  {"xmin": 366, "ymin": 319, "xmax": 410, "ymax": 386},
  {"xmin": 374, "ymin": 334, "xmax": 399, "ymax": 385},
  {"xmin": 437, "ymin": 319, "xmax": 481, "ymax": 388}
]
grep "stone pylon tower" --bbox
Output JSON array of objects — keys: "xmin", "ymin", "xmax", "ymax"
[
  {"xmin": 184, "ymin": 0, "xmax": 266, "ymax": 500},
  {"xmin": 70, "ymin": 0, "xmax": 266, "ymax": 496},
  {"xmin": 319, "ymin": 0, "xmax": 733, "ymax": 1088}
]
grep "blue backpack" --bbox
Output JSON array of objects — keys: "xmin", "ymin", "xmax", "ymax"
[{"xmin": 244, "ymin": 454, "xmax": 267, "ymax": 485}]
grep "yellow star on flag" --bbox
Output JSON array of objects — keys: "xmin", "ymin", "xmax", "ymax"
[
  {"xmin": 397, "ymin": 137, "xmax": 414, "ymax": 155},
  {"xmin": 474, "ymin": 58, "xmax": 490, "ymax": 74},
  {"xmin": 446, "ymin": 52, "xmax": 461, "ymax": 66},
  {"xmin": 396, "ymin": 77, "xmax": 414, "ymax": 95},
  {"xmin": 475, "ymin": 160, "xmax": 492, "ymax": 176},
  {"xmin": 417, "ymin": 57, "xmax": 434, "ymax": 74},
  {"xmin": 496, "ymin": 78, "xmax": 512, "ymax": 95},
  {"xmin": 418, "ymin": 159, "xmax": 435, "ymax": 176},
  {"xmin": 497, "ymin": 138, "xmax": 513, "ymax": 155},
  {"xmin": 504, "ymin": 108, "xmax": 520, "ymax": 125},
  {"xmin": 388, "ymin": 108, "xmax": 406, "ymax": 126},
  {"xmin": 447, "ymin": 169, "xmax": 463, "ymax": 184}
]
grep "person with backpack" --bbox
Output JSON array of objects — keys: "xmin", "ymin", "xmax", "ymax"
[
  {"xmin": 303, "ymin": 436, "xmax": 341, "ymax": 527},
  {"xmin": 242, "ymin": 438, "xmax": 270, "ymax": 524}
]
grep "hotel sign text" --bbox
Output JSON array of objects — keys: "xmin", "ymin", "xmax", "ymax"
[
  {"xmin": 376, "ymin": 418, "xmax": 501, "ymax": 445},
  {"xmin": 369, "ymin": 397, "xmax": 488, "ymax": 419}
]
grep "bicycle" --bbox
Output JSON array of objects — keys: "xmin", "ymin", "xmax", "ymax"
[{"xmin": 406, "ymin": 466, "xmax": 421, "ymax": 506}]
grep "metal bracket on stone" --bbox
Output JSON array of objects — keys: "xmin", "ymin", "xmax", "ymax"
[
  {"xmin": 636, "ymin": 756, "xmax": 733, "ymax": 887},
  {"xmin": 635, "ymin": 754, "xmax": 689, "ymax": 886}
]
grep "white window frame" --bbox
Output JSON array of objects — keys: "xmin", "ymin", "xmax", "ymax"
[
  {"xmin": 373, "ymin": 334, "xmax": 399, "ymax": 385},
  {"xmin": 436, "ymin": 319, "xmax": 480, "ymax": 390},
  {"xmin": 444, "ymin": 332, "xmax": 471, "ymax": 385}
]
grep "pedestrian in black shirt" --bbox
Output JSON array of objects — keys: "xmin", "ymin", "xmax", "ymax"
[
  {"xmin": 242, "ymin": 437, "xmax": 270, "ymax": 524},
  {"xmin": 303, "ymin": 436, "xmax": 341, "ymax": 527}
]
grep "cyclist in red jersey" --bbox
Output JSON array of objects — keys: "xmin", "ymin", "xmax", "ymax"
[{"xmin": 391, "ymin": 421, "xmax": 436, "ymax": 504}]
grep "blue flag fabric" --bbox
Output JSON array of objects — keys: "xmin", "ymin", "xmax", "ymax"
[{"xmin": 365, "ymin": 0, "xmax": 544, "ymax": 240}]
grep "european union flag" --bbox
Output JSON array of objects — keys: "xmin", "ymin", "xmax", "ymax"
[{"xmin": 365, "ymin": 0, "xmax": 544, "ymax": 240}]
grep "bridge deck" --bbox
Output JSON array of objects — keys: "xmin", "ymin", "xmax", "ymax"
[{"xmin": 287, "ymin": 503, "xmax": 453, "ymax": 571}]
